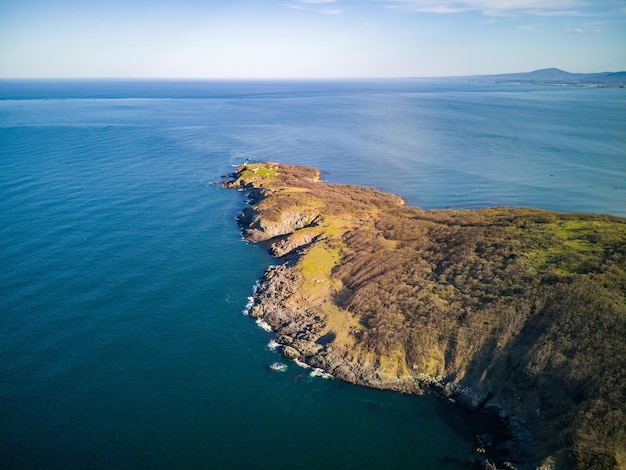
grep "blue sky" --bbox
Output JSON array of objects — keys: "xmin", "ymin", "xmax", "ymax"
[{"xmin": 1, "ymin": 0, "xmax": 625, "ymax": 78}]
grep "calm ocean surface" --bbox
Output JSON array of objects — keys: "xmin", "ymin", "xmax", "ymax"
[{"xmin": 1, "ymin": 80, "xmax": 624, "ymax": 469}]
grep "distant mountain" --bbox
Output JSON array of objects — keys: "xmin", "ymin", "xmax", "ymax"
[
  {"xmin": 483, "ymin": 68, "xmax": 575, "ymax": 80},
  {"xmin": 457, "ymin": 68, "xmax": 626, "ymax": 87}
]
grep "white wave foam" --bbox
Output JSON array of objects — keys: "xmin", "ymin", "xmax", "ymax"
[
  {"xmin": 269, "ymin": 362, "xmax": 287, "ymax": 372},
  {"xmin": 267, "ymin": 339, "xmax": 281, "ymax": 351},
  {"xmin": 310, "ymin": 368, "xmax": 333, "ymax": 379},
  {"xmin": 242, "ymin": 296, "xmax": 255, "ymax": 315},
  {"xmin": 255, "ymin": 318, "xmax": 273, "ymax": 332},
  {"xmin": 242, "ymin": 281, "xmax": 260, "ymax": 315},
  {"xmin": 293, "ymin": 358, "xmax": 311, "ymax": 369}
]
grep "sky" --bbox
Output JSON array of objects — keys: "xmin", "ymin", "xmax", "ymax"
[{"xmin": 1, "ymin": 0, "xmax": 625, "ymax": 78}]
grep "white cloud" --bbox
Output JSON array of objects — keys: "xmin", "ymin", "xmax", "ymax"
[
  {"xmin": 567, "ymin": 27, "xmax": 603, "ymax": 33},
  {"xmin": 378, "ymin": 0, "xmax": 621, "ymax": 17},
  {"xmin": 286, "ymin": 1, "xmax": 343, "ymax": 14}
]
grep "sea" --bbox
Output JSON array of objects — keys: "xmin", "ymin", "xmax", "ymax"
[{"xmin": 1, "ymin": 79, "xmax": 624, "ymax": 469}]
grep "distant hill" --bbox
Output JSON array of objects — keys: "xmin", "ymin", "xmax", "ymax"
[{"xmin": 456, "ymin": 68, "xmax": 626, "ymax": 87}]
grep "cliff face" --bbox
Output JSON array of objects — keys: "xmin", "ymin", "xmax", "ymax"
[{"xmin": 224, "ymin": 162, "xmax": 626, "ymax": 470}]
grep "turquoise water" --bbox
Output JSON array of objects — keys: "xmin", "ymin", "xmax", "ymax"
[{"xmin": 1, "ymin": 80, "xmax": 624, "ymax": 469}]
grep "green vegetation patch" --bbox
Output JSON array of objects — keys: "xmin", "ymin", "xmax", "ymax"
[
  {"xmin": 237, "ymin": 163, "xmax": 280, "ymax": 181},
  {"xmin": 522, "ymin": 218, "xmax": 626, "ymax": 274},
  {"xmin": 299, "ymin": 242, "xmax": 341, "ymax": 295}
]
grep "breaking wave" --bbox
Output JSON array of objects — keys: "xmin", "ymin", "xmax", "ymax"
[
  {"xmin": 268, "ymin": 362, "xmax": 287, "ymax": 372},
  {"xmin": 242, "ymin": 280, "xmax": 260, "ymax": 315},
  {"xmin": 293, "ymin": 358, "xmax": 311, "ymax": 369},
  {"xmin": 310, "ymin": 368, "xmax": 333, "ymax": 379},
  {"xmin": 255, "ymin": 318, "xmax": 273, "ymax": 332}
]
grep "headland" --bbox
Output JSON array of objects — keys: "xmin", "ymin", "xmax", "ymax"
[{"xmin": 224, "ymin": 162, "xmax": 626, "ymax": 469}]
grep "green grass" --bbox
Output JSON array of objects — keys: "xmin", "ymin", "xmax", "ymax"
[
  {"xmin": 237, "ymin": 163, "xmax": 280, "ymax": 181},
  {"xmin": 523, "ymin": 219, "xmax": 626, "ymax": 274},
  {"xmin": 300, "ymin": 243, "xmax": 341, "ymax": 290}
]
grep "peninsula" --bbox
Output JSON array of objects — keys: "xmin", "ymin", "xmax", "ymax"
[
  {"xmin": 224, "ymin": 162, "xmax": 626, "ymax": 469},
  {"xmin": 454, "ymin": 68, "xmax": 626, "ymax": 88}
]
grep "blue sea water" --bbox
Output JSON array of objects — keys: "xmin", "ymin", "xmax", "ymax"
[{"xmin": 1, "ymin": 79, "xmax": 624, "ymax": 469}]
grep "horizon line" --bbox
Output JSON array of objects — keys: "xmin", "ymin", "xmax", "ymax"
[{"xmin": 1, "ymin": 68, "xmax": 624, "ymax": 81}]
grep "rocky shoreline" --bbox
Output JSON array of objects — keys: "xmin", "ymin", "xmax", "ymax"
[{"xmin": 248, "ymin": 250, "xmax": 533, "ymax": 469}]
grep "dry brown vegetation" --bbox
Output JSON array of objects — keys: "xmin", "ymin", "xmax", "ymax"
[{"xmin": 227, "ymin": 163, "xmax": 626, "ymax": 469}]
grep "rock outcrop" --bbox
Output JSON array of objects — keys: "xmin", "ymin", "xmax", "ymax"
[{"xmin": 239, "ymin": 207, "xmax": 321, "ymax": 243}]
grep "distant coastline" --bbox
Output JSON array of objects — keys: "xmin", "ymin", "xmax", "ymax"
[
  {"xmin": 447, "ymin": 67, "xmax": 626, "ymax": 88},
  {"xmin": 225, "ymin": 162, "xmax": 626, "ymax": 469}
]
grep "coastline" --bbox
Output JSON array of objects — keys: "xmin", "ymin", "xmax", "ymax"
[
  {"xmin": 224, "ymin": 162, "xmax": 626, "ymax": 469},
  {"xmin": 247, "ymin": 248, "xmax": 530, "ymax": 468}
]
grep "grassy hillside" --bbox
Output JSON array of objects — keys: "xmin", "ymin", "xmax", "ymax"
[{"xmin": 226, "ymin": 162, "xmax": 626, "ymax": 469}]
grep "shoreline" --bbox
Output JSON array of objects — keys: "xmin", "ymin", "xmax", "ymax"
[{"xmin": 247, "ymin": 260, "xmax": 531, "ymax": 468}]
